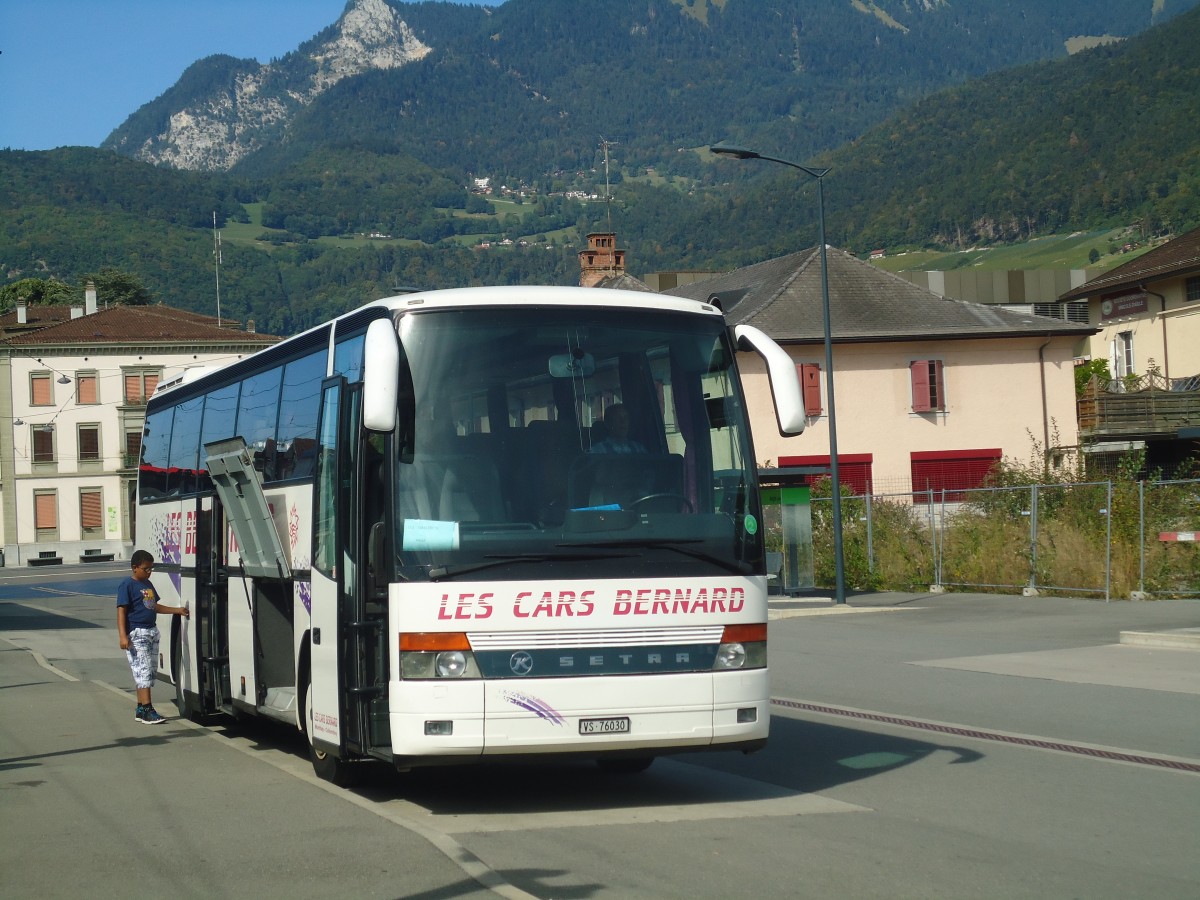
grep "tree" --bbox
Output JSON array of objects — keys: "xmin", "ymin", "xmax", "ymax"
[
  {"xmin": 0, "ymin": 278, "xmax": 73, "ymax": 310},
  {"xmin": 81, "ymin": 267, "xmax": 155, "ymax": 306}
]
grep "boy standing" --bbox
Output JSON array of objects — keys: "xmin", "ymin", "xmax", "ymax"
[{"xmin": 117, "ymin": 549, "xmax": 189, "ymax": 724}]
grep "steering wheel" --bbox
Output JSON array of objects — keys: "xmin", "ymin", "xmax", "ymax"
[{"xmin": 628, "ymin": 493, "xmax": 694, "ymax": 513}]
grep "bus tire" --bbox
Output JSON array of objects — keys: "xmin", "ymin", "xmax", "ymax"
[{"xmin": 303, "ymin": 682, "xmax": 358, "ymax": 787}]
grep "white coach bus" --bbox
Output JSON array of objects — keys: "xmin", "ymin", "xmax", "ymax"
[{"xmin": 139, "ymin": 286, "xmax": 804, "ymax": 784}]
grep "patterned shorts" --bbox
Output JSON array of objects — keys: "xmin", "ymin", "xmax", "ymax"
[{"xmin": 125, "ymin": 627, "xmax": 160, "ymax": 689}]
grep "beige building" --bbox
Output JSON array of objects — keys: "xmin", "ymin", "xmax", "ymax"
[
  {"xmin": 668, "ymin": 247, "xmax": 1096, "ymax": 496},
  {"xmin": 1058, "ymin": 225, "xmax": 1200, "ymax": 474},
  {"xmin": 0, "ymin": 291, "xmax": 277, "ymax": 566}
]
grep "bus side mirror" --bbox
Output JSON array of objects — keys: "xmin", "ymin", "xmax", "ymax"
[
  {"xmin": 364, "ymin": 318, "xmax": 399, "ymax": 433},
  {"xmin": 733, "ymin": 324, "xmax": 806, "ymax": 436}
]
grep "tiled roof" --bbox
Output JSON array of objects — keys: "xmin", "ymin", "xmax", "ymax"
[
  {"xmin": 593, "ymin": 273, "xmax": 656, "ymax": 292},
  {"xmin": 666, "ymin": 246, "xmax": 1094, "ymax": 343},
  {"xmin": 0, "ymin": 303, "xmax": 280, "ymax": 347},
  {"xmin": 1058, "ymin": 225, "xmax": 1200, "ymax": 301}
]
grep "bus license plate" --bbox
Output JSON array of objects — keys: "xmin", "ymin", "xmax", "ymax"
[{"xmin": 579, "ymin": 717, "xmax": 630, "ymax": 735}]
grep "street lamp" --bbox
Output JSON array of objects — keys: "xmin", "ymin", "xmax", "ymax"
[{"xmin": 711, "ymin": 143, "xmax": 846, "ymax": 604}]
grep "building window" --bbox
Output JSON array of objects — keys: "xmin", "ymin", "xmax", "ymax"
[
  {"xmin": 910, "ymin": 449, "xmax": 1002, "ymax": 501},
  {"xmin": 1187, "ymin": 276, "xmax": 1200, "ymax": 304},
  {"xmin": 779, "ymin": 454, "xmax": 874, "ymax": 496},
  {"xmin": 124, "ymin": 370, "xmax": 161, "ymax": 405},
  {"xmin": 34, "ymin": 490, "xmax": 58, "ymax": 538},
  {"xmin": 80, "ymin": 489, "xmax": 104, "ymax": 536},
  {"xmin": 910, "ymin": 359, "xmax": 946, "ymax": 412},
  {"xmin": 77, "ymin": 373, "xmax": 99, "ymax": 404},
  {"xmin": 796, "ymin": 363, "xmax": 823, "ymax": 417},
  {"xmin": 124, "ymin": 430, "xmax": 142, "ymax": 468},
  {"xmin": 31, "ymin": 373, "xmax": 53, "ymax": 406},
  {"xmin": 32, "ymin": 425, "xmax": 55, "ymax": 464},
  {"xmin": 1113, "ymin": 332, "xmax": 1134, "ymax": 378},
  {"xmin": 78, "ymin": 424, "xmax": 101, "ymax": 462}
]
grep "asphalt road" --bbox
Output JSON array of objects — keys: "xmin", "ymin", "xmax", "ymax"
[{"xmin": 2, "ymin": 565, "xmax": 1198, "ymax": 899}]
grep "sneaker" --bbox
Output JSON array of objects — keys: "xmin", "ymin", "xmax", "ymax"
[
  {"xmin": 134, "ymin": 704, "xmax": 147, "ymax": 722},
  {"xmin": 139, "ymin": 706, "xmax": 167, "ymax": 725}
]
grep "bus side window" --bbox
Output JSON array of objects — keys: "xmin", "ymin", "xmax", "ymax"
[{"xmin": 276, "ymin": 349, "xmax": 326, "ymax": 480}]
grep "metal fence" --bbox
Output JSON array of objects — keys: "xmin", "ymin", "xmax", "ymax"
[{"xmin": 806, "ymin": 478, "xmax": 1200, "ymax": 601}]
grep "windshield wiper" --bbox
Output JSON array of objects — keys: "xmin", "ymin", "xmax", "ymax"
[
  {"xmin": 428, "ymin": 551, "xmax": 633, "ymax": 581},
  {"xmin": 558, "ymin": 539, "xmax": 753, "ymax": 576}
]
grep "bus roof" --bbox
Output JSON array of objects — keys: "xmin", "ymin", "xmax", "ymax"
[{"xmin": 363, "ymin": 285, "xmax": 725, "ymax": 318}]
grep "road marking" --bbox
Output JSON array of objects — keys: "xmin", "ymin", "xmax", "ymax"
[{"xmin": 774, "ymin": 696, "xmax": 1200, "ymax": 775}]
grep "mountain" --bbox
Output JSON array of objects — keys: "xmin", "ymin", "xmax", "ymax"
[
  {"xmin": 104, "ymin": 0, "xmax": 1200, "ymax": 182},
  {"xmin": 6, "ymin": 0, "xmax": 1200, "ymax": 338},
  {"xmin": 104, "ymin": 0, "xmax": 433, "ymax": 171}
]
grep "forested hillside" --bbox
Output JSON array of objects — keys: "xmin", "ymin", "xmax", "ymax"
[{"xmin": 4, "ymin": 1, "xmax": 1200, "ymax": 337}]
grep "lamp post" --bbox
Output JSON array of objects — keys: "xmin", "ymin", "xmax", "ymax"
[{"xmin": 711, "ymin": 143, "xmax": 846, "ymax": 604}]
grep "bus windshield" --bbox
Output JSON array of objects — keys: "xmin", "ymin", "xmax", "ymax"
[{"xmin": 391, "ymin": 305, "xmax": 762, "ymax": 581}]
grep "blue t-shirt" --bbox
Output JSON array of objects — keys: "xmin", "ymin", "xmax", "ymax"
[{"xmin": 117, "ymin": 576, "xmax": 160, "ymax": 633}]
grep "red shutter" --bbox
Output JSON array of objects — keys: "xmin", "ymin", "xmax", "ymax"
[
  {"xmin": 798, "ymin": 363, "xmax": 823, "ymax": 416},
  {"xmin": 77, "ymin": 375, "xmax": 98, "ymax": 404},
  {"xmin": 32, "ymin": 375, "xmax": 52, "ymax": 406},
  {"xmin": 81, "ymin": 491, "xmax": 103, "ymax": 528},
  {"xmin": 145, "ymin": 373, "xmax": 160, "ymax": 397},
  {"xmin": 125, "ymin": 375, "xmax": 142, "ymax": 403},
  {"xmin": 911, "ymin": 361, "xmax": 932, "ymax": 412},
  {"xmin": 35, "ymin": 493, "xmax": 57, "ymax": 529}
]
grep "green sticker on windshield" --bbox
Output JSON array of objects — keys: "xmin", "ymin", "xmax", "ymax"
[{"xmin": 744, "ymin": 514, "xmax": 758, "ymax": 535}]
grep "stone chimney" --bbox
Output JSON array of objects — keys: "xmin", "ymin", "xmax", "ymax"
[
  {"xmin": 17, "ymin": 297, "xmax": 27, "ymax": 325},
  {"xmin": 85, "ymin": 280, "xmax": 98, "ymax": 315},
  {"xmin": 578, "ymin": 232, "xmax": 626, "ymax": 288},
  {"xmin": 246, "ymin": 320, "xmax": 256, "ymax": 333},
  {"xmin": 71, "ymin": 305, "xmax": 84, "ymax": 319}
]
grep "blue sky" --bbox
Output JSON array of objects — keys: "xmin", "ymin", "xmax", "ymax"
[{"xmin": 0, "ymin": 0, "xmax": 503, "ymax": 151}]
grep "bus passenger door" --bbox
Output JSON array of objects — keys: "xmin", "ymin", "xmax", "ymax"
[
  {"xmin": 310, "ymin": 378, "xmax": 390, "ymax": 767},
  {"xmin": 309, "ymin": 379, "xmax": 347, "ymax": 760}
]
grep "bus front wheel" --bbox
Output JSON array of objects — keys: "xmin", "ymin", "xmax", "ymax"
[{"xmin": 303, "ymin": 682, "xmax": 358, "ymax": 787}]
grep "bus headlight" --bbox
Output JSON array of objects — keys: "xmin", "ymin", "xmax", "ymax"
[
  {"xmin": 435, "ymin": 650, "xmax": 468, "ymax": 678},
  {"xmin": 714, "ymin": 642, "xmax": 747, "ymax": 669},
  {"xmin": 399, "ymin": 633, "xmax": 481, "ymax": 679},
  {"xmin": 714, "ymin": 624, "xmax": 767, "ymax": 670}
]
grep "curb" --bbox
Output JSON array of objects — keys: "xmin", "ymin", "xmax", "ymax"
[{"xmin": 1119, "ymin": 628, "xmax": 1200, "ymax": 650}]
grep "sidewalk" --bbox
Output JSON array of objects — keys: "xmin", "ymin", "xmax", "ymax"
[
  {"xmin": 768, "ymin": 589, "xmax": 1200, "ymax": 650},
  {"xmin": 0, "ymin": 642, "xmax": 497, "ymax": 898}
]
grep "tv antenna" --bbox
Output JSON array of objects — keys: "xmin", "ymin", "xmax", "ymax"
[
  {"xmin": 212, "ymin": 211, "xmax": 223, "ymax": 327},
  {"xmin": 599, "ymin": 137, "xmax": 619, "ymax": 233}
]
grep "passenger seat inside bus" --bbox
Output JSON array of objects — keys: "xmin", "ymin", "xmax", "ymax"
[{"xmin": 397, "ymin": 450, "xmax": 506, "ymax": 524}]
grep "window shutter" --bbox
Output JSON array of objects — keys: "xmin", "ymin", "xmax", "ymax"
[
  {"xmin": 33, "ymin": 426, "xmax": 54, "ymax": 463},
  {"xmin": 35, "ymin": 493, "xmax": 57, "ymax": 529},
  {"xmin": 911, "ymin": 361, "xmax": 932, "ymax": 412},
  {"xmin": 79, "ymin": 426, "xmax": 100, "ymax": 461},
  {"xmin": 145, "ymin": 373, "xmax": 160, "ymax": 397},
  {"xmin": 126, "ymin": 431, "xmax": 142, "ymax": 458},
  {"xmin": 930, "ymin": 360, "xmax": 945, "ymax": 410},
  {"xmin": 77, "ymin": 375, "xmax": 98, "ymax": 404},
  {"xmin": 798, "ymin": 363, "xmax": 823, "ymax": 416},
  {"xmin": 125, "ymin": 375, "xmax": 142, "ymax": 403},
  {"xmin": 81, "ymin": 491, "xmax": 103, "ymax": 529},
  {"xmin": 32, "ymin": 375, "xmax": 52, "ymax": 406}
]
